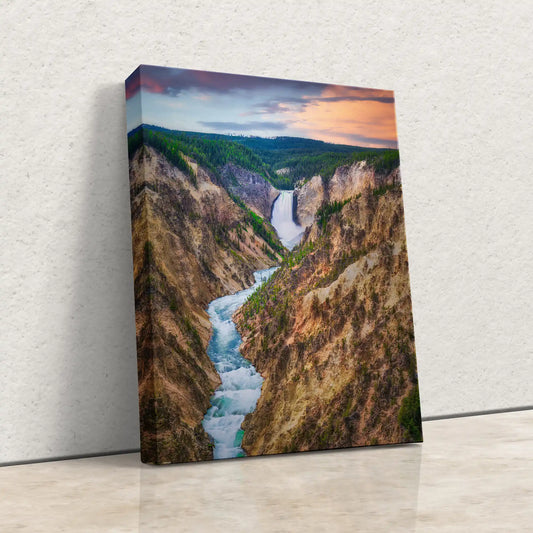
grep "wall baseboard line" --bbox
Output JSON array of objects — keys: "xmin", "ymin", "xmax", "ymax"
[{"xmin": 2, "ymin": 405, "xmax": 532, "ymax": 467}]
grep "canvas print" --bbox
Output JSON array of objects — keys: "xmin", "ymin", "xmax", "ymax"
[{"xmin": 125, "ymin": 65, "xmax": 422, "ymax": 464}]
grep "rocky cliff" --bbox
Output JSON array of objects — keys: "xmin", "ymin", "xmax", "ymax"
[
  {"xmin": 294, "ymin": 161, "xmax": 400, "ymax": 228},
  {"xmin": 235, "ymin": 173, "xmax": 421, "ymax": 455},
  {"xmin": 129, "ymin": 146, "xmax": 282, "ymax": 463},
  {"xmin": 220, "ymin": 162, "xmax": 280, "ymax": 219},
  {"xmin": 294, "ymin": 175, "xmax": 324, "ymax": 227},
  {"xmin": 328, "ymin": 160, "xmax": 400, "ymax": 202}
]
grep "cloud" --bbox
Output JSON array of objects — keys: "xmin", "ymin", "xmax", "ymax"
[
  {"xmin": 248, "ymin": 87, "xmax": 394, "ymax": 117},
  {"xmin": 315, "ymin": 95, "xmax": 394, "ymax": 104},
  {"xmin": 339, "ymin": 132, "xmax": 398, "ymax": 148},
  {"xmin": 290, "ymin": 88, "xmax": 398, "ymax": 148},
  {"xmin": 249, "ymin": 96, "xmax": 312, "ymax": 115},
  {"xmin": 199, "ymin": 120, "xmax": 288, "ymax": 131},
  {"xmin": 126, "ymin": 65, "xmax": 324, "ymax": 99}
]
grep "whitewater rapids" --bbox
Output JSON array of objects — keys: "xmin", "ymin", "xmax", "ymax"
[{"xmin": 201, "ymin": 268, "xmax": 277, "ymax": 459}]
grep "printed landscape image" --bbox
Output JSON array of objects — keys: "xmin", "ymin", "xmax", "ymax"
[{"xmin": 125, "ymin": 65, "xmax": 422, "ymax": 464}]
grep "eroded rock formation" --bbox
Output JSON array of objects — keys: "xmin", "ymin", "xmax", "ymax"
[{"xmin": 236, "ymin": 167, "xmax": 420, "ymax": 455}]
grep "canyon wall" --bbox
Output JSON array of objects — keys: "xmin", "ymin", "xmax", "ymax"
[
  {"xmin": 294, "ymin": 161, "xmax": 400, "ymax": 227},
  {"xmin": 220, "ymin": 162, "xmax": 280, "ymax": 219},
  {"xmin": 236, "ymin": 167, "xmax": 421, "ymax": 455},
  {"xmin": 294, "ymin": 175, "xmax": 324, "ymax": 227}
]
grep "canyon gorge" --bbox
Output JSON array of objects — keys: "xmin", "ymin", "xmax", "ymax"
[{"xmin": 128, "ymin": 126, "xmax": 421, "ymax": 463}]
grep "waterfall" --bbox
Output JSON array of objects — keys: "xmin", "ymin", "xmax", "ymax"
[{"xmin": 271, "ymin": 191, "xmax": 304, "ymax": 250}]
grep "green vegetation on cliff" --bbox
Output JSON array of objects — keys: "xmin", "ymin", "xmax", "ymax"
[
  {"xmin": 284, "ymin": 149, "xmax": 400, "ymax": 185},
  {"xmin": 229, "ymin": 193, "xmax": 285, "ymax": 259},
  {"xmin": 398, "ymin": 386, "xmax": 422, "ymax": 441},
  {"xmin": 316, "ymin": 198, "xmax": 352, "ymax": 229},
  {"xmin": 128, "ymin": 129, "xmax": 196, "ymax": 183}
]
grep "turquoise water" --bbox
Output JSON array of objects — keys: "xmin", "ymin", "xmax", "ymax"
[{"xmin": 201, "ymin": 267, "xmax": 278, "ymax": 459}]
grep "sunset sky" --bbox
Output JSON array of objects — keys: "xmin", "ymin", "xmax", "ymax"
[{"xmin": 126, "ymin": 65, "xmax": 398, "ymax": 148}]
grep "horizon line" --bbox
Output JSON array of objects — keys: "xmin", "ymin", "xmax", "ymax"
[{"xmin": 128, "ymin": 123, "xmax": 398, "ymax": 150}]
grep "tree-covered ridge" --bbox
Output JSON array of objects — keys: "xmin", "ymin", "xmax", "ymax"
[
  {"xmin": 128, "ymin": 126, "xmax": 273, "ymax": 185},
  {"xmin": 218, "ymin": 136, "xmax": 357, "ymax": 172},
  {"xmin": 128, "ymin": 125, "xmax": 399, "ymax": 189},
  {"xmin": 226, "ymin": 135, "xmax": 397, "ymax": 186},
  {"xmin": 137, "ymin": 128, "xmax": 359, "ymax": 160},
  {"xmin": 128, "ymin": 128, "xmax": 197, "ymax": 183},
  {"xmin": 280, "ymin": 149, "xmax": 400, "ymax": 186}
]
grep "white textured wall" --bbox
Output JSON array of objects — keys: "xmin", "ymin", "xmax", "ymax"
[{"xmin": 1, "ymin": 1, "xmax": 531, "ymax": 464}]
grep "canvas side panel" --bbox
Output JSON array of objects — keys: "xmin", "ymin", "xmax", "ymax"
[
  {"xmin": 393, "ymin": 93, "xmax": 423, "ymax": 443},
  {"xmin": 125, "ymin": 70, "xmax": 160, "ymax": 464},
  {"xmin": 124, "ymin": 69, "xmax": 224, "ymax": 464}
]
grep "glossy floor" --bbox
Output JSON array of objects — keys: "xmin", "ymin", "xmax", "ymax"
[{"xmin": 1, "ymin": 410, "xmax": 531, "ymax": 532}]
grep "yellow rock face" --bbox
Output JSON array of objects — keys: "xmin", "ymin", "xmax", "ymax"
[{"xmin": 236, "ymin": 178, "xmax": 420, "ymax": 456}]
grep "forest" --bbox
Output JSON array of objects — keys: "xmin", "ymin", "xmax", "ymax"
[{"xmin": 128, "ymin": 124, "xmax": 399, "ymax": 189}]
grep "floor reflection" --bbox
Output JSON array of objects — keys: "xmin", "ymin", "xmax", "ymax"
[
  {"xmin": 139, "ymin": 444, "xmax": 422, "ymax": 532},
  {"xmin": 2, "ymin": 411, "xmax": 531, "ymax": 531}
]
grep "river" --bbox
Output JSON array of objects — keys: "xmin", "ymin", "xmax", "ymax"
[{"xmin": 201, "ymin": 190, "xmax": 303, "ymax": 459}]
